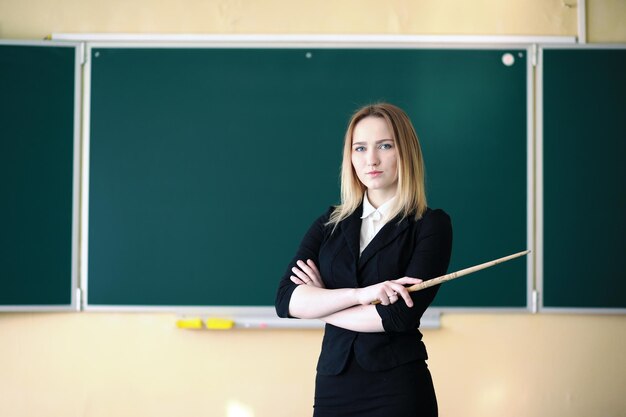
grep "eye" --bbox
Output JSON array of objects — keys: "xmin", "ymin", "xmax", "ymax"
[
  {"xmin": 379, "ymin": 143, "xmax": 393, "ymax": 150},
  {"xmin": 353, "ymin": 146, "xmax": 365, "ymax": 152}
]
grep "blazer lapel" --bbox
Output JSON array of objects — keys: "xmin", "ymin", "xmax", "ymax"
[
  {"xmin": 358, "ymin": 216, "xmax": 410, "ymax": 270},
  {"xmin": 339, "ymin": 205, "xmax": 363, "ymax": 262}
]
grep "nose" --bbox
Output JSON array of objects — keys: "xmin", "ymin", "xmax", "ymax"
[{"xmin": 366, "ymin": 149, "xmax": 380, "ymax": 167}]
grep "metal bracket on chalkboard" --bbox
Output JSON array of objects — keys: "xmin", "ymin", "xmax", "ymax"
[{"xmin": 76, "ymin": 288, "xmax": 83, "ymax": 312}]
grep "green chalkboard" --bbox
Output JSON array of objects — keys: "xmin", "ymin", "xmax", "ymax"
[
  {"xmin": 86, "ymin": 47, "xmax": 529, "ymax": 309},
  {"xmin": 0, "ymin": 42, "xmax": 79, "ymax": 310},
  {"xmin": 542, "ymin": 47, "xmax": 626, "ymax": 310}
]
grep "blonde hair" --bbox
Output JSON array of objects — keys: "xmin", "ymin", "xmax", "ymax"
[{"xmin": 327, "ymin": 103, "xmax": 427, "ymax": 228}]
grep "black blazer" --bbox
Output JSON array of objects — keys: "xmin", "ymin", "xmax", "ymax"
[{"xmin": 275, "ymin": 205, "xmax": 452, "ymax": 376}]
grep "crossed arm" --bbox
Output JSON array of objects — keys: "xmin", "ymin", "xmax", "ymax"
[
  {"xmin": 275, "ymin": 209, "xmax": 452, "ymax": 333},
  {"xmin": 288, "ymin": 259, "xmax": 422, "ymax": 333}
]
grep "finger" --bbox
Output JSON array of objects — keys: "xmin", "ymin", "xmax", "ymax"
[
  {"xmin": 295, "ymin": 263, "xmax": 319, "ymax": 288},
  {"xmin": 291, "ymin": 266, "xmax": 311, "ymax": 283},
  {"xmin": 378, "ymin": 290, "xmax": 392, "ymax": 306},
  {"xmin": 393, "ymin": 277, "xmax": 423, "ymax": 285},
  {"xmin": 296, "ymin": 260, "xmax": 318, "ymax": 280},
  {"xmin": 306, "ymin": 259, "xmax": 321, "ymax": 276},
  {"xmin": 385, "ymin": 282, "xmax": 414, "ymax": 307},
  {"xmin": 388, "ymin": 292, "xmax": 399, "ymax": 304},
  {"xmin": 301, "ymin": 260, "xmax": 324, "ymax": 287},
  {"xmin": 391, "ymin": 285, "xmax": 414, "ymax": 307},
  {"xmin": 290, "ymin": 276, "xmax": 305, "ymax": 285}
]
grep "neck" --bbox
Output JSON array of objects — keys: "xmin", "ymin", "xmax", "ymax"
[{"xmin": 366, "ymin": 190, "xmax": 396, "ymax": 209}]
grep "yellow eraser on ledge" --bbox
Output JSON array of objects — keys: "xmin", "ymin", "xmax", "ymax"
[
  {"xmin": 176, "ymin": 318, "xmax": 203, "ymax": 329},
  {"xmin": 206, "ymin": 318, "xmax": 234, "ymax": 330}
]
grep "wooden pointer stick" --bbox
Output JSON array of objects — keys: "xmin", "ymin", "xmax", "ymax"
[{"xmin": 372, "ymin": 249, "xmax": 531, "ymax": 304}]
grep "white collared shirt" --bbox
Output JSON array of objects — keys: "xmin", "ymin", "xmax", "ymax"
[{"xmin": 359, "ymin": 193, "xmax": 395, "ymax": 255}]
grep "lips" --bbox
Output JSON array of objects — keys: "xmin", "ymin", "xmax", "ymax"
[{"xmin": 367, "ymin": 171, "xmax": 383, "ymax": 176}]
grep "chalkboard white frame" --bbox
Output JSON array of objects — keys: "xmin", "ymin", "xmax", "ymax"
[
  {"xmin": 0, "ymin": 40, "xmax": 83, "ymax": 312},
  {"xmin": 78, "ymin": 37, "xmax": 540, "ymax": 319},
  {"xmin": 536, "ymin": 43, "xmax": 626, "ymax": 314}
]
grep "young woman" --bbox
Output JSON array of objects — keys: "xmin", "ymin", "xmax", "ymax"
[{"xmin": 275, "ymin": 103, "xmax": 453, "ymax": 417}]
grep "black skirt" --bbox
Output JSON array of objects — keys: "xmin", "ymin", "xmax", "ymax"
[{"xmin": 314, "ymin": 353, "xmax": 438, "ymax": 417}]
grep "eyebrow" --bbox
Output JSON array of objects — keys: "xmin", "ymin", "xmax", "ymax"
[{"xmin": 351, "ymin": 139, "xmax": 394, "ymax": 145}]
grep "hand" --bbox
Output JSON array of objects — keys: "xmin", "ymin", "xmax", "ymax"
[
  {"xmin": 290, "ymin": 259, "xmax": 325, "ymax": 289},
  {"xmin": 355, "ymin": 277, "xmax": 423, "ymax": 307}
]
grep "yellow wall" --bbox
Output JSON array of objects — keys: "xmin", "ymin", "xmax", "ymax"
[
  {"xmin": 588, "ymin": 0, "xmax": 626, "ymax": 42},
  {"xmin": 1, "ymin": 313, "xmax": 625, "ymax": 416},
  {"xmin": 0, "ymin": 0, "xmax": 579, "ymax": 39},
  {"xmin": 1, "ymin": 1, "xmax": 625, "ymax": 416}
]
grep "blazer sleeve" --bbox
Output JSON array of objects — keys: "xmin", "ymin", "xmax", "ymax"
[
  {"xmin": 275, "ymin": 209, "xmax": 332, "ymax": 319},
  {"xmin": 375, "ymin": 209, "xmax": 453, "ymax": 332}
]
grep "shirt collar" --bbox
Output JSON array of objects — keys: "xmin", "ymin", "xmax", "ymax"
[{"xmin": 361, "ymin": 193, "xmax": 395, "ymax": 220}]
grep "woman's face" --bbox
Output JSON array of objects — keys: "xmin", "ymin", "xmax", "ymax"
[{"xmin": 350, "ymin": 116, "xmax": 398, "ymax": 204}]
